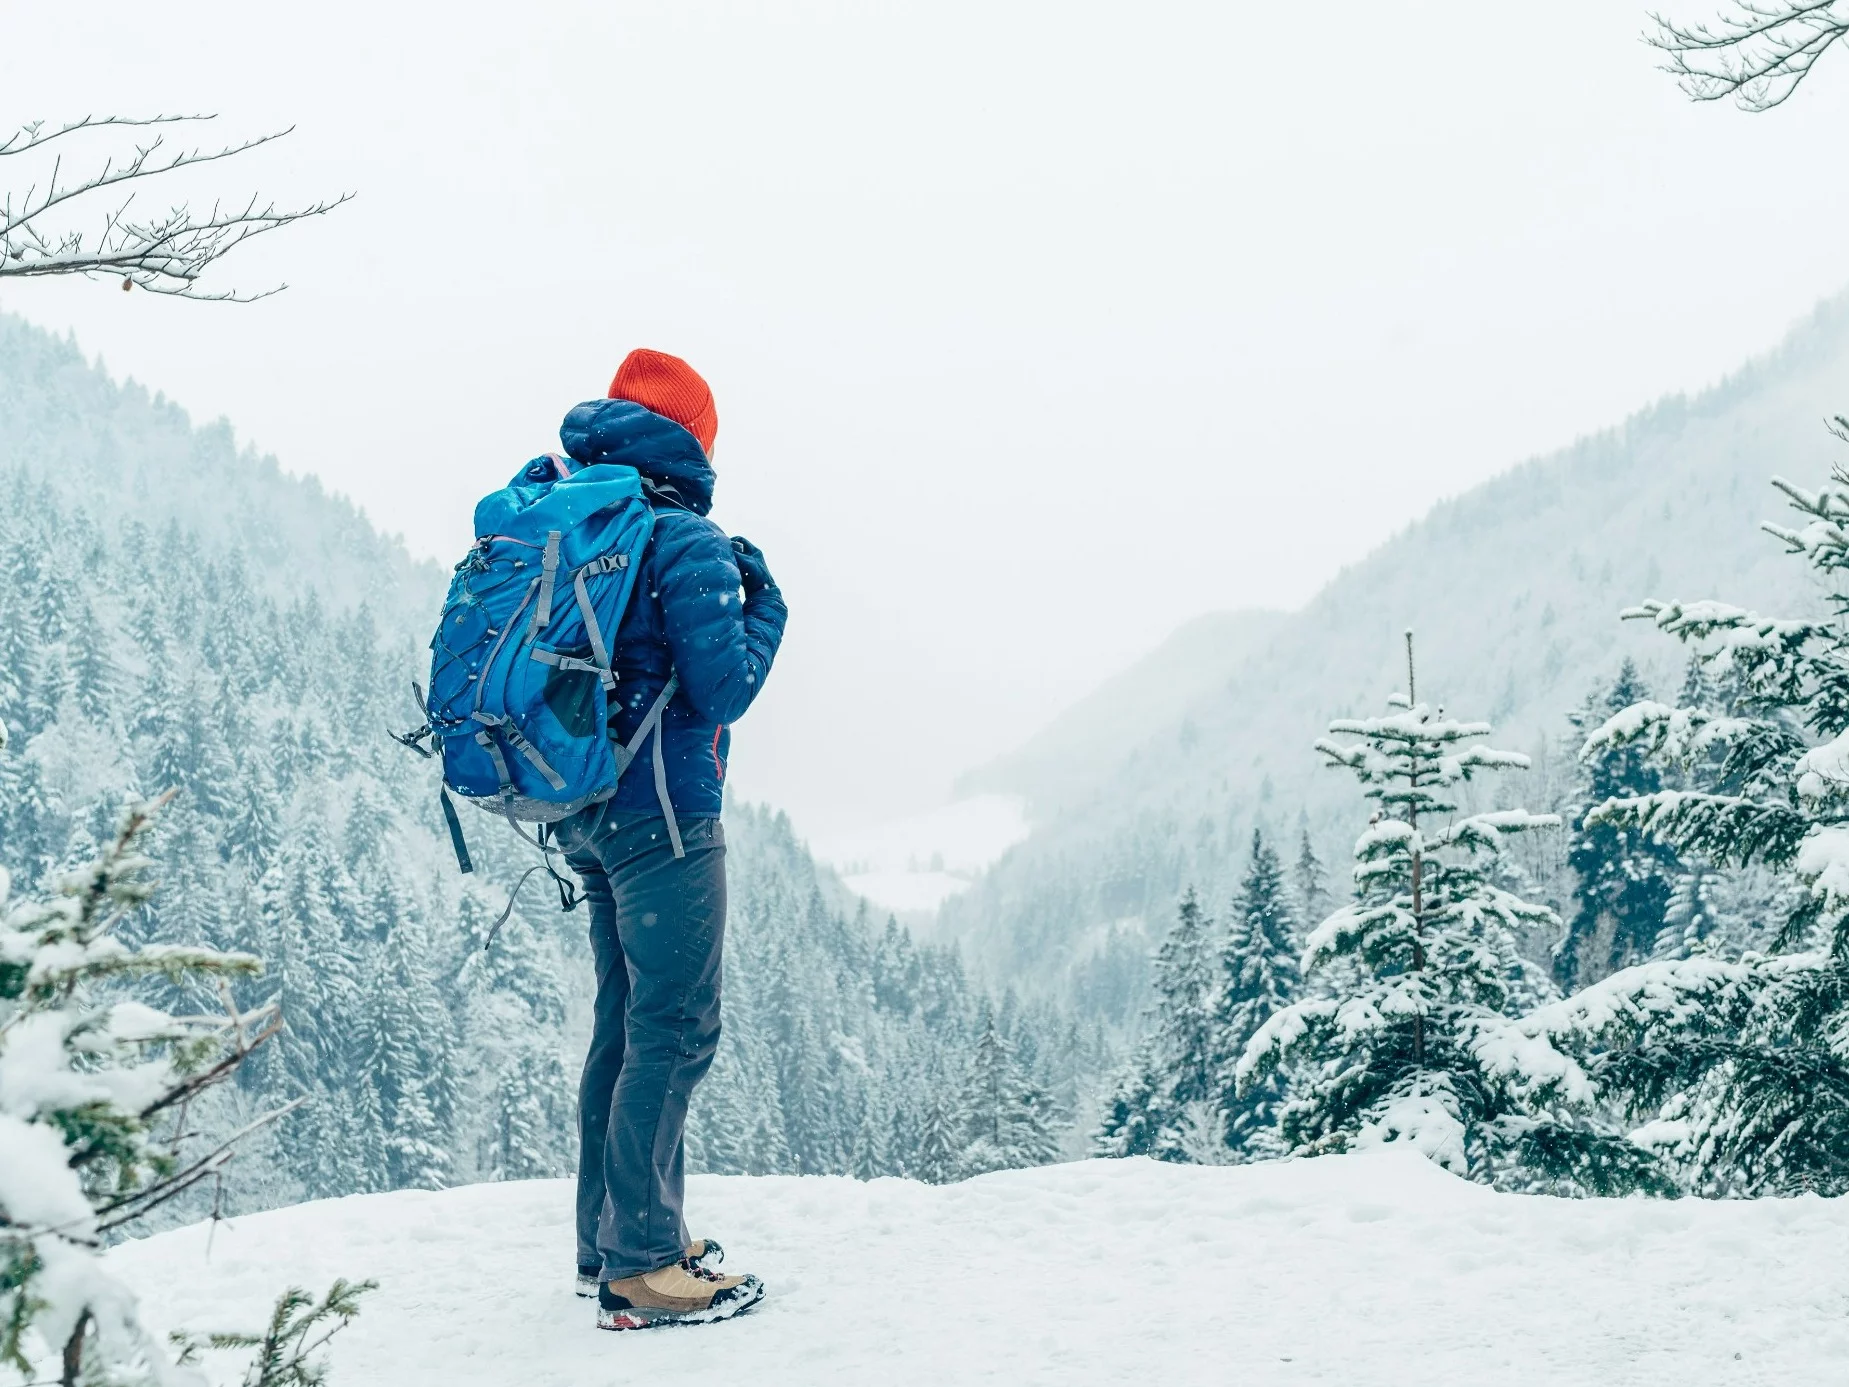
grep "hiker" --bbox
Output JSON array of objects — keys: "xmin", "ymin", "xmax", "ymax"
[{"xmin": 557, "ymin": 350, "xmax": 788, "ymax": 1330}]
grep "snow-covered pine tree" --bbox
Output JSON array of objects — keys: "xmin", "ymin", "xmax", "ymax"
[
  {"xmin": 1211, "ymin": 827, "xmax": 1300, "ymax": 1160},
  {"xmin": 1552, "ymin": 660, "xmax": 1683, "ymax": 989},
  {"xmin": 913, "ymin": 1092, "xmax": 965, "ymax": 1185},
  {"xmin": 1094, "ymin": 888, "xmax": 1218, "ymax": 1160},
  {"xmin": 1533, "ymin": 466, "xmax": 1849, "ymax": 1195},
  {"xmin": 959, "ymin": 1007, "xmax": 1061, "ymax": 1176},
  {"xmin": 1238, "ymin": 635, "xmax": 1666, "ymax": 1193}
]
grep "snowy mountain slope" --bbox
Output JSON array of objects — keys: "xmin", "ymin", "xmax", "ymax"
[
  {"xmin": 112, "ymin": 1151, "xmax": 1847, "ymax": 1386},
  {"xmin": 944, "ymin": 289, "xmax": 1849, "ymax": 984},
  {"xmin": 957, "ymin": 608, "xmax": 1287, "ymax": 818},
  {"xmin": 0, "ymin": 312, "xmax": 443, "ymax": 625}
]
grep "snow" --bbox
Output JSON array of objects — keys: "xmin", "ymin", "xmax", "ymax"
[
  {"xmin": 1522, "ymin": 954, "xmax": 1754, "ymax": 1041},
  {"xmin": 108, "ymin": 1152, "xmax": 1849, "ymax": 1386},
  {"xmin": 0, "ymin": 1113, "xmax": 90, "ymax": 1227},
  {"xmin": 1795, "ymin": 730, "xmax": 1849, "ymax": 800},
  {"xmin": 1796, "ymin": 826, "xmax": 1849, "ymax": 906},
  {"xmin": 1349, "ymin": 1092, "xmax": 1467, "ymax": 1173}
]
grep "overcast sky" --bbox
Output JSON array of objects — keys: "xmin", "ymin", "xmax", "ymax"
[{"xmin": 6, "ymin": 2, "xmax": 1849, "ymax": 837}]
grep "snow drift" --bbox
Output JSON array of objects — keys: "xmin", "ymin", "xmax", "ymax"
[{"xmin": 112, "ymin": 1153, "xmax": 1844, "ymax": 1386}]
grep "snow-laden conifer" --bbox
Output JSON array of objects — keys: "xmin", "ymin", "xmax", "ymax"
[
  {"xmin": 1553, "ymin": 661, "xmax": 1682, "ymax": 988},
  {"xmin": 913, "ymin": 1093, "xmax": 964, "ymax": 1185},
  {"xmin": 1239, "ymin": 636, "xmax": 1666, "ymax": 1192},
  {"xmin": 959, "ymin": 1008, "xmax": 1060, "ymax": 1176},
  {"xmin": 1211, "ymin": 828, "xmax": 1300, "ymax": 1159},
  {"xmin": 1530, "ymin": 466, "xmax": 1849, "ymax": 1194},
  {"xmin": 1094, "ymin": 889, "xmax": 1217, "ymax": 1160}
]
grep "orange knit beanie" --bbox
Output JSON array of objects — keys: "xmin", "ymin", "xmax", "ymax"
[{"xmin": 607, "ymin": 348, "xmax": 718, "ymax": 454}]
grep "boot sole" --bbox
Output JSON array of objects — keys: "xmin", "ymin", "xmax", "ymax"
[{"xmin": 595, "ymin": 1279, "xmax": 765, "ymax": 1331}]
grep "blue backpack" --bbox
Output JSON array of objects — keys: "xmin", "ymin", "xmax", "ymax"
[{"xmin": 397, "ymin": 454, "xmax": 685, "ymax": 919}]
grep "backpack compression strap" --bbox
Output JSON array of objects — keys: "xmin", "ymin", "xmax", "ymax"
[
  {"xmin": 527, "ymin": 530, "xmax": 563, "ymax": 639},
  {"xmin": 616, "ymin": 673, "xmax": 685, "ymax": 858}
]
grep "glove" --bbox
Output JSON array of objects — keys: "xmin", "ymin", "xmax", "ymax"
[{"xmin": 730, "ymin": 535, "xmax": 774, "ymax": 595}]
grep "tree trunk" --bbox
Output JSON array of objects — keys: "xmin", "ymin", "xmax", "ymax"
[{"xmin": 60, "ymin": 1311, "xmax": 89, "ymax": 1387}]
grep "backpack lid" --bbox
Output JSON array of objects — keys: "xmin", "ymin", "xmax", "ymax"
[{"xmin": 473, "ymin": 460, "xmax": 646, "ymax": 547}]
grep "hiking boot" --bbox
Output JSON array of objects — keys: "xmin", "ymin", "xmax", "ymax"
[
  {"xmin": 595, "ymin": 1261, "xmax": 765, "ymax": 1331},
  {"xmin": 575, "ymin": 1239, "xmax": 724, "ymax": 1297}
]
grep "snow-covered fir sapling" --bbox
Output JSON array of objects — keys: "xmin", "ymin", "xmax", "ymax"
[
  {"xmin": 1094, "ymin": 889, "xmax": 1218, "ymax": 1161},
  {"xmin": 959, "ymin": 1009, "xmax": 1060, "ymax": 1177},
  {"xmin": 1532, "ymin": 465, "xmax": 1849, "ymax": 1195},
  {"xmin": 1238, "ymin": 634, "xmax": 1671, "ymax": 1194},
  {"xmin": 912, "ymin": 1094, "xmax": 964, "ymax": 1185},
  {"xmin": 1211, "ymin": 828, "xmax": 1300, "ymax": 1161},
  {"xmin": 0, "ymin": 716, "xmax": 372, "ymax": 1384}
]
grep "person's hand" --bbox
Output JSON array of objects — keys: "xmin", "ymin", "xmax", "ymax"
[{"xmin": 730, "ymin": 536, "xmax": 774, "ymax": 595}]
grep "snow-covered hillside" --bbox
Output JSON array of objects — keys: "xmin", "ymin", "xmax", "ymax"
[
  {"xmin": 114, "ymin": 1153, "xmax": 1844, "ymax": 1386},
  {"xmin": 945, "ymin": 290, "xmax": 1849, "ymax": 987}
]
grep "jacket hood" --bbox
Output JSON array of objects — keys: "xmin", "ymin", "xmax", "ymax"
[{"xmin": 559, "ymin": 398, "xmax": 716, "ymax": 516}]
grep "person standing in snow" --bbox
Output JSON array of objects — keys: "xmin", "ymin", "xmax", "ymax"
[{"xmin": 557, "ymin": 349, "xmax": 787, "ymax": 1330}]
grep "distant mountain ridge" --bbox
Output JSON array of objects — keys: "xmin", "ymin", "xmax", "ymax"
[
  {"xmin": 942, "ymin": 288, "xmax": 1849, "ymax": 993},
  {"xmin": 957, "ymin": 609, "xmax": 1287, "ymax": 819}
]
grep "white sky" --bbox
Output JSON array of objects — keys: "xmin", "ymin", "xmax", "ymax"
[{"xmin": 5, "ymin": 2, "xmax": 1849, "ymax": 837}]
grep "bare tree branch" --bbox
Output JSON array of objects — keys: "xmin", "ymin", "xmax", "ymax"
[
  {"xmin": 0, "ymin": 114, "xmax": 208, "ymax": 159},
  {"xmin": 1649, "ymin": 1, "xmax": 1849, "ymax": 110},
  {"xmin": 93, "ymin": 1098, "xmax": 307, "ymax": 1234},
  {"xmin": 0, "ymin": 113, "xmax": 349, "ymax": 301}
]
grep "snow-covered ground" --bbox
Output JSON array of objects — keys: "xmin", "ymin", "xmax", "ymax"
[
  {"xmin": 809, "ymin": 793, "xmax": 1029, "ymax": 914},
  {"xmin": 113, "ymin": 1151, "xmax": 1846, "ymax": 1386}
]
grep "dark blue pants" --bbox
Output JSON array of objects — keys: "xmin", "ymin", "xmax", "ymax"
[{"xmin": 565, "ymin": 810, "xmax": 726, "ymax": 1281}]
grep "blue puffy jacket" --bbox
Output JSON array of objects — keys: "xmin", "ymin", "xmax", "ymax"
[{"xmin": 558, "ymin": 398, "xmax": 787, "ymax": 818}]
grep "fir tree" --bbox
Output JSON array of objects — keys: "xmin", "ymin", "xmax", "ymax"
[
  {"xmin": 959, "ymin": 1008, "xmax": 1061, "ymax": 1176},
  {"xmin": 1212, "ymin": 827, "xmax": 1300, "ymax": 1159},
  {"xmin": 1239, "ymin": 635, "xmax": 1665, "ymax": 1193},
  {"xmin": 1536, "ymin": 467, "xmax": 1849, "ymax": 1195},
  {"xmin": 849, "ymin": 1092, "xmax": 893, "ymax": 1180},
  {"xmin": 1553, "ymin": 660, "xmax": 1683, "ymax": 988},
  {"xmin": 913, "ymin": 1093, "xmax": 965, "ymax": 1185},
  {"xmin": 69, "ymin": 602, "xmax": 119, "ymax": 728},
  {"xmin": 1095, "ymin": 889, "xmax": 1218, "ymax": 1160}
]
